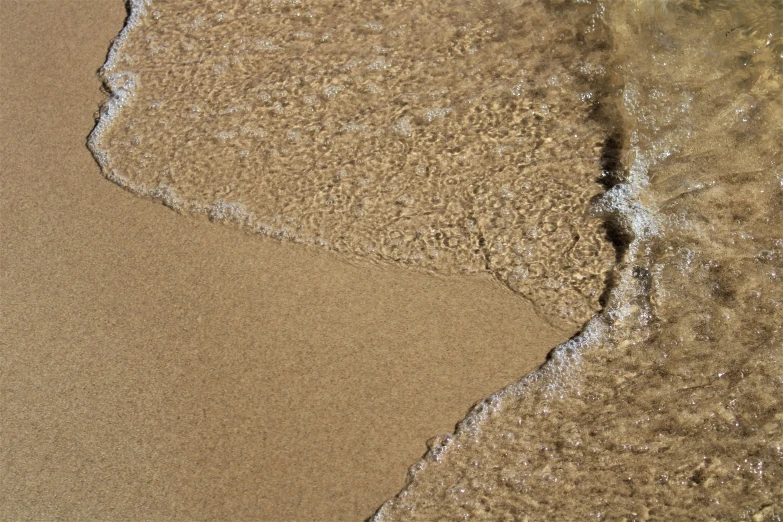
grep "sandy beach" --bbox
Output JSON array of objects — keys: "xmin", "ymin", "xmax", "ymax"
[{"xmin": 0, "ymin": 1, "xmax": 573, "ymax": 519}]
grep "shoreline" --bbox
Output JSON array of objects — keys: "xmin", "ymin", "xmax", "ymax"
[{"xmin": 0, "ymin": 1, "xmax": 574, "ymax": 519}]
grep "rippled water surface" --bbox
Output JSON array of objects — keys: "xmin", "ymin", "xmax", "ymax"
[
  {"xmin": 91, "ymin": 0, "xmax": 783, "ymax": 519},
  {"xmin": 91, "ymin": 0, "xmax": 617, "ymax": 327}
]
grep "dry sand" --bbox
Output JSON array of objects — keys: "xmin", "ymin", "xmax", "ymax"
[{"xmin": 0, "ymin": 1, "xmax": 572, "ymax": 519}]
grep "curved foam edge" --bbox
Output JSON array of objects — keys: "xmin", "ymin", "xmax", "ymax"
[
  {"xmin": 87, "ymin": 0, "xmax": 148, "ymax": 177},
  {"xmin": 371, "ymin": 168, "xmax": 659, "ymax": 522},
  {"xmin": 87, "ymin": 2, "xmax": 660, "ymax": 518},
  {"xmin": 87, "ymin": 1, "xmax": 338, "ymax": 249},
  {"xmin": 369, "ymin": 67, "xmax": 662, "ymax": 522}
]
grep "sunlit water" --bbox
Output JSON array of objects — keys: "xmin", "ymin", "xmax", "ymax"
[
  {"xmin": 90, "ymin": 0, "xmax": 617, "ymax": 328},
  {"xmin": 90, "ymin": 0, "xmax": 783, "ymax": 519}
]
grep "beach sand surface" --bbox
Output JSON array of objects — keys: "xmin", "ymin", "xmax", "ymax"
[{"xmin": 0, "ymin": 1, "xmax": 572, "ymax": 519}]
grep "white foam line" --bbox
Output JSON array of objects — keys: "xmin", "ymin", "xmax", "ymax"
[
  {"xmin": 88, "ymin": 0, "xmax": 149, "ymax": 178},
  {"xmin": 373, "ymin": 78, "xmax": 662, "ymax": 522},
  {"xmin": 104, "ymin": 0, "xmax": 150, "ymax": 74},
  {"xmin": 87, "ymin": 0, "xmax": 326, "ymax": 246},
  {"xmin": 90, "ymin": 4, "xmax": 660, "ymax": 515}
]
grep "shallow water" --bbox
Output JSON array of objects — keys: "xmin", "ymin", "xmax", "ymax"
[
  {"xmin": 372, "ymin": 1, "xmax": 783, "ymax": 519},
  {"xmin": 90, "ymin": 0, "xmax": 617, "ymax": 328},
  {"xmin": 91, "ymin": 0, "xmax": 783, "ymax": 519}
]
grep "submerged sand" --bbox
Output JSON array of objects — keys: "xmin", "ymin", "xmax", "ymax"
[
  {"xmin": 374, "ymin": 1, "xmax": 783, "ymax": 519},
  {"xmin": 90, "ymin": 0, "xmax": 616, "ymax": 329},
  {"xmin": 5, "ymin": 0, "xmax": 781, "ymax": 520},
  {"xmin": 0, "ymin": 1, "xmax": 573, "ymax": 519}
]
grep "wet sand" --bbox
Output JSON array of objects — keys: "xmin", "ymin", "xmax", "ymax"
[{"xmin": 0, "ymin": 1, "xmax": 572, "ymax": 520}]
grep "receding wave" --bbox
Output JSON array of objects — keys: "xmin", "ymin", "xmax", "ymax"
[
  {"xmin": 372, "ymin": 1, "xmax": 783, "ymax": 520},
  {"xmin": 89, "ymin": 0, "xmax": 617, "ymax": 328},
  {"xmin": 90, "ymin": 0, "xmax": 783, "ymax": 520}
]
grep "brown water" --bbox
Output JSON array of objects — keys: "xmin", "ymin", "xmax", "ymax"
[{"xmin": 90, "ymin": 0, "xmax": 783, "ymax": 519}]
